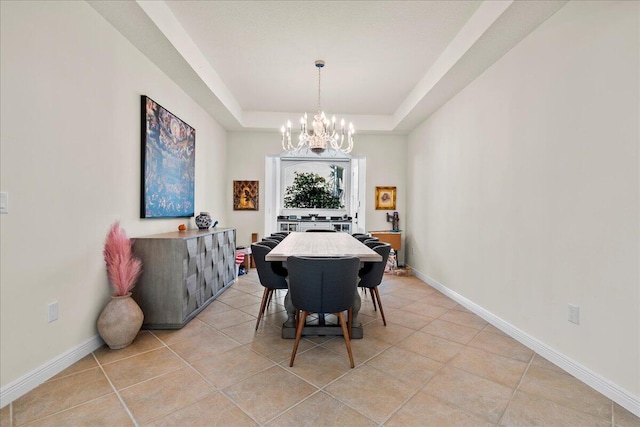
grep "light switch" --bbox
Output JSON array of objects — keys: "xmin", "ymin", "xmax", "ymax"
[{"xmin": 0, "ymin": 192, "xmax": 7, "ymax": 214}]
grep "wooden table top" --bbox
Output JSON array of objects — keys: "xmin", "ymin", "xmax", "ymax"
[{"xmin": 265, "ymin": 232, "xmax": 383, "ymax": 262}]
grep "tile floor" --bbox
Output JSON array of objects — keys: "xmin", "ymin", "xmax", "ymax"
[{"xmin": 2, "ymin": 273, "xmax": 639, "ymax": 426}]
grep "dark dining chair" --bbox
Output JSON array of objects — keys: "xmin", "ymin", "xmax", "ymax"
[
  {"xmin": 358, "ymin": 243, "xmax": 391, "ymax": 326},
  {"xmin": 272, "ymin": 232, "xmax": 290, "ymax": 237},
  {"xmin": 251, "ymin": 243, "xmax": 288, "ymax": 330},
  {"xmin": 355, "ymin": 234, "xmax": 373, "ymax": 242},
  {"xmin": 286, "ymin": 256, "xmax": 361, "ymax": 368},
  {"xmin": 268, "ymin": 234, "xmax": 285, "ymax": 241},
  {"xmin": 305, "ymin": 229, "xmax": 336, "ymax": 232},
  {"xmin": 260, "ymin": 239, "xmax": 279, "ymax": 249}
]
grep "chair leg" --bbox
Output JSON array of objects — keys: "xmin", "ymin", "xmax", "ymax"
[
  {"xmin": 337, "ymin": 311, "xmax": 355, "ymax": 368},
  {"xmin": 369, "ymin": 288, "xmax": 377, "ymax": 310},
  {"xmin": 267, "ymin": 288, "xmax": 275, "ymax": 306},
  {"xmin": 372, "ymin": 287, "xmax": 387, "ymax": 326},
  {"xmin": 255, "ymin": 288, "xmax": 271, "ymax": 330},
  {"xmin": 290, "ymin": 310, "xmax": 308, "ymax": 367},
  {"xmin": 347, "ymin": 308, "xmax": 353, "ymax": 339}
]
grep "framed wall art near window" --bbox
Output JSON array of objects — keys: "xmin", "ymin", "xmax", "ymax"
[
  {"xmin": 140, "ymin": 96, "xmax": 195, "ymax": 218},
  {"xmin": 234, "ymin": 180, "xmax": 259, "ymax": 211},
  {"xmin": 375, "ymin": 186, "xmax": 396, "ymax": 210}
]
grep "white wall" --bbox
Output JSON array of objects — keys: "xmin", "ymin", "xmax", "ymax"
[
  {"xmin": 0, "ymin": 1, "xmax": 228, "ymax": 389},
  {"xmin": 407, "ymin": 0, "xmax": 639, "ymax": 398},
  {"xmin": 226, "ymin": 132, "xmax": 407, "ymax": 256}
]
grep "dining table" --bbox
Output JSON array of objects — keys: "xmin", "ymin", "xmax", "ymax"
[{"xmin": 265, "ymin": 232, "xmax": 382, "ymax": 339}]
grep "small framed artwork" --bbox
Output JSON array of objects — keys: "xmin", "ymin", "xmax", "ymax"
[
  {"xmin": 234, "ymin": 180, "xmax": 259, "ymax": 211},
  {"xmin": 140, "ymin": 95, "xmax": 195, "ymax": 218},
  {"xmin": 375, "ymin": 186, "xmax": 396, "ymax": 210}
]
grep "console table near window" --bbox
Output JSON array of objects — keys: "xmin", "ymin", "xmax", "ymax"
[{"xmin": 131, "ymin": 228, "xmax": 236, "ymax": 329}]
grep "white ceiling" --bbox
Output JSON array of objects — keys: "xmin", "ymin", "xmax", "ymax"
[{"xmin": 88, "ymin": 0, "xmax": 567, "ymax": 134}]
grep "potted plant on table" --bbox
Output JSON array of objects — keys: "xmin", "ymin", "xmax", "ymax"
[{"xmin": 97, "ymin": 222, "xmax": 144, "ymax": 350}]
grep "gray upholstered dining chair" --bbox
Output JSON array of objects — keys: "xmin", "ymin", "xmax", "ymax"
[
  {"xmin": 260, "ymin": 239, "xmax": 279, "ymax": 248},
  {"xmin": 305, "ymin": 229, "xmax": 336, "ymax": 232},
  {"xmin": 358, "ymin": 243, "xmax": 391, "ymax": 326},
  {"xmin": 354, "ymin": 234, "xmax": 374, "ymax": 242},
  {"xmin": 286, "ymin": 256, "xmax": 361, "ymax": 368},
  {"xmin": 268, "ymin": 234, "xmax": 285, "ymax": 241},
  {"xmin": 251, "ymin": 243, "xmax": 288, "ymax": 330}
]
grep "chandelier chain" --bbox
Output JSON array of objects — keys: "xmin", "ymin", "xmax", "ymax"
[{"xmin": 317, "ymin": 66, "xmax": 322, "ymax": 114}]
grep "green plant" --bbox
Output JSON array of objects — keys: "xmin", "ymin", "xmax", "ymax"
[{"xmin": 283, "ymin": 172, "xmax": 344, "ymax": 209}]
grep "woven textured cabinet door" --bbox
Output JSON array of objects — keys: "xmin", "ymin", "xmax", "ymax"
[{"xmin": 132, "ymin": 228, "xmax": 236, "ymax": 329}]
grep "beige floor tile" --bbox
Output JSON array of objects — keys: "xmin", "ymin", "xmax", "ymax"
[
  {"xmin": 169, "ymin": 328, "xmax": 242, "ymax": 363},
  {"xmin": 0, "ymin": 404, "xmax": 10, "ymax": 426},
  {"xmin": 151, "ymin": 318, "xmax": 219, "ymax": 346},
  {"xmin": 266, "ymin": 391, "xmax": 377, "ymax": 427},
  {"xmin": 247, "ymin": 331, "xmax": 315, "ymax": 364},
  {"xmin": 614, "ymin": 403, "xmax": 640, "ymax": 427},
  {"xmin": 49, "ymin": 354, "xmax": 98, "ymax": 381},
  {"xmin": 366, "ymin": 346, "xmax": 443, "ymax": 389},
  {"xmin": 383, "ymin": 307, "xmax": 434, "ymax": 330},
  {"xmin": 232, "ymin": 280, "xmax": 264, "ymax": 295},
  {"xmin": 519, "ymin": 364, "xmax": 612, "ymax": 420},
  {"xmin": 321, "ymin": 334, "xmax": 390, "ymax": 366},
  {"xmin": 387, "ymin": 287, "xmax": 436, "ymax": 301},
  {"xmin": 469, "ymin": 329, "xmax": 534, "ymax": 362},
  {"xmin": 396, "ymin": 330, "xmax": 464, "ymax": 363},
  {"xmin": 215, "ymin": 288, "xmax": 248, "ymax": 302},
  {"xmin": 102, "ymin": 347, "xmax": 187, "ymax": 390},
  {"xmin": 192, "ymin": 346, "xmax": 274, "ymax": 389},
  {"xmin": 483, "ymin": 323, "xmax": 509, "ymax": 336},
  {"xmin": 324, "ymin": 365, "xmax": 419, "ymax": 424},
  {"xmin": 362, "ymin": 319, "xmax": 415, "ymax": 344},
  {"xmin": 285, "ymin": 346, "xmax": 353, "ymax": 387},
  {"xmin": 12, "ymin": 367, "xmax": 112, "ymax": 426},
  {"xmin": 119, "ymin": 367, "xmax": 214, "ymax": 425},
  {"xmin": 198, "ymin": 307, "xmax": 257, "ymax": 330},
  {"xmin": 221, "ymin": 293, "xmax": 264, "ymax": 309},
  {"xmin": 376, "ymin": 294, "xmax": 414, "ymax": 309},
  {"xmin": 530, "ymin": 353, "xmax": 567, "ymax": 375},
  {"xmin": 403, "ymin": 300, "xmax": 450, "ymax": 319},
  {"xmin": 421, "ymin": 293, "xmax": 459, "ymax": 309},
  {"xmin": 219, "ymin": 319, "xmax": 281, "ymax": 345},
  {"xmin": 500, "ymin": 390, "xmax": 611, "ymax": 427},
  {"xmin": 439, "ymin": 309, "xmax": 488, "ymax": 330},
  {"xmin": 262, "ymin": 309, "xmax": 291, "ymax": 329},
  {"xmin": 450, "ymin": 346, "xmax": 528, "ymax": 388},
  {"xmin": 420, "ymin": 318, "xmax": 481, "ymax": 344},
  {"xmin": 94, "ymin": 331, "xmax": 164, "ymax": 365},
  {"xmin": 26, "ymin": 393, "xmax": 134, "ymax": 427},
  {"xmin": 424, "ymin": 366, "xmax": 513, "ymax": 424},
  {"xmin": 197, "ymin": 299, "xmax": 235, "ymax": 316},
  {"xmin": 385, "ymin": 390, "xmax": 494, "ymax": 427},
  {"xmin": 144, "ymin": 391, "xmax": 258, "ymax": 427},
  {"xmin": 223, "ymin": 365, "xmax": 317, "ymax": 425}
]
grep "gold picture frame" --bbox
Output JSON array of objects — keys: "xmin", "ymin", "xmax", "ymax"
[
  {"xmin": 233, "ymin": 180, "xmax": 259, "ymax": 211},
  {"xmin": 375, "ymin": 186, "xmax": 396, "ymax": 210}
]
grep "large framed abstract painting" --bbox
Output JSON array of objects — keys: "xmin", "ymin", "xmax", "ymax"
[
  {"xmin": 233, "ymin": 180, "xmax": 259, "ymax": 211},
  {"xmin": 141, "ymin": 96, "xmax": 195, "ymax": 218}
]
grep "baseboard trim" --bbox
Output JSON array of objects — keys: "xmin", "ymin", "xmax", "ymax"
[
  {"xmin": 411, "ymin": 268, "xmax": 640, "ymax": 418},
  {"xmin": 0, "ymin": 335, "xmax": 104, "ymax": 408}
]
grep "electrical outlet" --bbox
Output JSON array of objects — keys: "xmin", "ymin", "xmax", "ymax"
[
  {"xmin": 48, "ymin": 302, "xmax": 58, "ymax": 323},
  {"xmin": 568, "ymin": 304, "xmax": 579, "ymax": 324},
  {"xmin": 411, "ymin": 247, "xmax": 414, "ymax": 255}
]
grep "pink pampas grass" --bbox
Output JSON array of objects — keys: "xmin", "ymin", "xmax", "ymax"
[{"xmin": 103, "ymin": 222, "xmax": 142, "ymax": 296}]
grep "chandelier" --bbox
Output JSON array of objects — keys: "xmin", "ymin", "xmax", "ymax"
[{"xmin": 281, "ymin": 60, "xmax": 354, "ymax": 155}]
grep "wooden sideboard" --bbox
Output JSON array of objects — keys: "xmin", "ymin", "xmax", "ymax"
[
  {"xmin": 131, "ymin": 228, "xmax": 236, "ymax": 329},
  {"xmin": 369, "ymin": 230, "xmax": 402, "ymax": 251}
]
